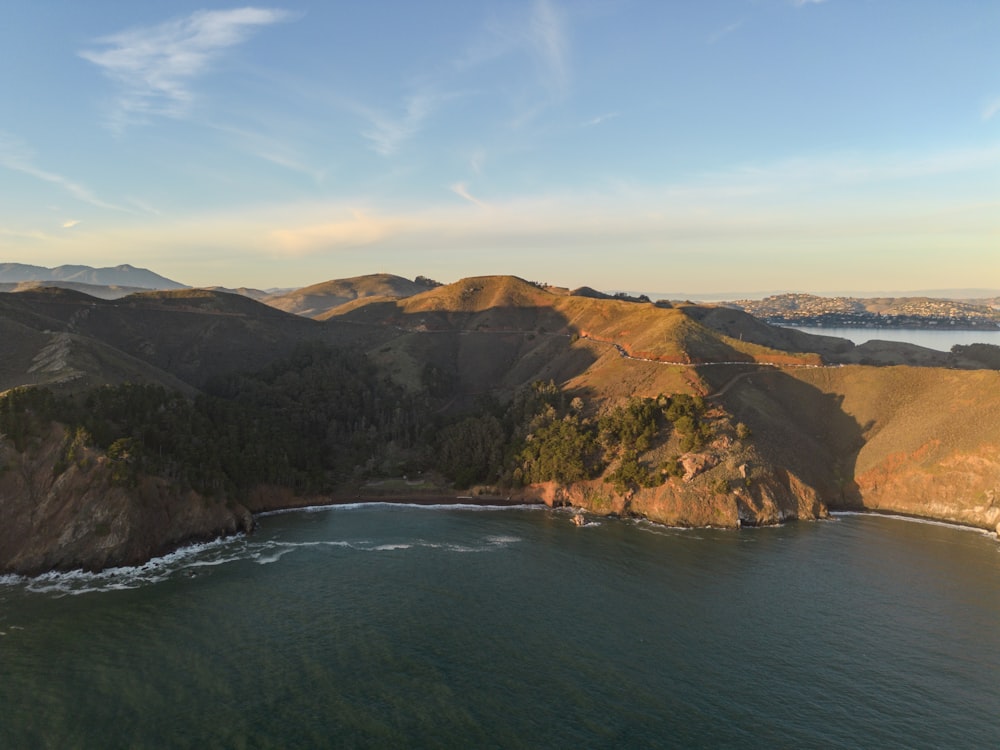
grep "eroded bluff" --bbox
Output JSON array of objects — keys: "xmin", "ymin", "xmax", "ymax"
[{"xmin": 0, "ymin": 426, "xmax": 253, "ymax": 576}]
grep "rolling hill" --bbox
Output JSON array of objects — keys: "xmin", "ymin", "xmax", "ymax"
[
  {"xmin": 1, "ymin": 272, "xmax": 998, "ymax": 573},
  {"xmin": 264, "ymin": 273, "xmax": 437, "ymax": 318}
]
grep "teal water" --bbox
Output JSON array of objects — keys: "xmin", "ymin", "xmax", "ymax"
[
  {"xmin": 2, "ymin": 506, "xmax": 999, "ymax": 748},
  {"xmin": 783, "ymin": 325, "xmax": 1000, "ymax": 351}
]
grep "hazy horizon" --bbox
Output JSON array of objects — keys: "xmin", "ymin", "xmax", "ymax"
[
  {"xmin": 1, "ymin": 1, "xmax": 997, "ymax": 292},
  {"xmin": 4, "ymin": 260, "xmax": 1000, "ymax": 304}
]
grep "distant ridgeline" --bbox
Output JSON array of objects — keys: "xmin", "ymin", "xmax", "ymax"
[{"xmin": 0, "ymin": 263, "xmax": 186, "ymax": 290}]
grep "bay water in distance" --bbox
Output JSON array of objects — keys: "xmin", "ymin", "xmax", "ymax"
[
  {"xmin": 783, "ymin": 325, "xmax": 1000, "ymax": 352},
  {"xmin": 2, "ymin": 505, "xmax": 999, "ymax": 748}
]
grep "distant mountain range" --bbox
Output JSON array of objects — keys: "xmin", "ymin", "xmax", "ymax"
[{"xmin": 0, "ymin": 263, "xmax": 186, "ymax": 290}]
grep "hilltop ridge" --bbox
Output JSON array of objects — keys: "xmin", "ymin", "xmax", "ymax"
[{"xmin": 264, "ymin": 273, "xmax": 438, "ymax": 318}]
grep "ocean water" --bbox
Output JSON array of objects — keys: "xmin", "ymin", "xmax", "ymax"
[
  {"xmin": 784, "ymin": 325, "xmax": 1000, "ymax": 352},
  {"xmin": 2, "ymin": 505, "xmax": 999, "ymax": 749}
]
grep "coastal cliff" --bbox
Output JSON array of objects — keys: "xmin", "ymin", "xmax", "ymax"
[
  {"xmin": 0, "ymin": 426, "xmax": 253, "ymax": 575},
  {"xmin": 3, "ymin": 276, "xmax": 999, "ymax": 575},
  {"xmin": 719, "ymin": 365, "xmax": 1000, "ymax": 533}
]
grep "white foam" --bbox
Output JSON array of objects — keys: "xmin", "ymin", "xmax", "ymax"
[
  {"xmin": 485, "ymin": 535, "xmax": 522, "ymax": 545},
  {"xmin": 257, "ymin": 502, "xmax": 542, "ymax": 518},
  {"xmin": 5, "ymin": 536, "xmax": 245, "ymax": 596},
  {"xmin": 2, "ymin": 504, "xmax": 542, "ymax": 595},
  {"xmin": 831, "ymin": 511, "xmax": 997, "ymax": 538},
  {"xmin": 253, "ymin": 549, "xmax": 296, "ymax": 565}
]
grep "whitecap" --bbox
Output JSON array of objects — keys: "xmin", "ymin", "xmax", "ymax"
[
  {"xmin": 485, "ymin": 535, "xmax": 522, "ymax": 545},
  {"xmin": 256, "ymin": 502, "xmax": 543, "ymax": 518},
  {"xmin": 10, "ymin": 536, "xmax": 246, "ymax": 596},
  {"xmin": 253, "ymin": 548, "xmax": 296, "ymax": 565}
]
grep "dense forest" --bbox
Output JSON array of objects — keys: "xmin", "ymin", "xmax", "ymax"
[
  {"xmin": 1, "ymin": 343, "xmax": 726, "ymax": 500},
  {"xmin": 0, "ymin": 344, "xmax": 429, "ymax": 497}
]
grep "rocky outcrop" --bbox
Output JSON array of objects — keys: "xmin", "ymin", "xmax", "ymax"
[
  {"xmin": 0, "ymin": 426, "xmax": 253, "ymax": 575},
  {"xmin": 520, "ymin": 460, "xmax": 828, "ymax": 529}
]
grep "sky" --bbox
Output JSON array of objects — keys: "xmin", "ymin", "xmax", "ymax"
[{"xmin": 1, "ymin": 0, "xmax": 997, "ymax": 294}]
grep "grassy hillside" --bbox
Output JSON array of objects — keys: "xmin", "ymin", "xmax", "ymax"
[
  {"xmin": 716, "ymin": 363, "xmax": 1000, "ymax": 528},
  {"xmin": 3, "ymin": 269, "xmax": 1000, "ymax": 576},
  {"xmin": 265, "ymin": 273, "xmax": 435, "ymax": 318},
  {"xmin": 319, "ymin": 276, "xmax": 829, "ymax": 407}
]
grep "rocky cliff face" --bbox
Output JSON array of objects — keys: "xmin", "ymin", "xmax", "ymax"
[
  {"xmin": 521, "ymin": 463, "xmax": 827, "ymax": 528},
  {"xmin": 4, "ymin": 362, "xmax": 999, "ymax": 576},
  {"xmin": 0, "ymin": 426, "xmax": 253, "ymax": 575},
  {"xmin": 716, "ymin": 365, "xmax": 1000, "ymax": 533},
  {"xmin": 852, "ymin": 442, "xmax": 1000, "ymax": 530}
]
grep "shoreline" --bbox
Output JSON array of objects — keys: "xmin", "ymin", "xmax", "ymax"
[
  {"xmin": 829, "ymin": 509, "xmax": 998, "ymax": 537},
  {"xmin": 253, "ymin": 492, "xmax": 541, "ymax": 516},
  {"xmin": 255, "ymin": 495, "xmax": 544, "ymax": 518},
  {"xmin": 4, "ymin": 503, "xmax": 996, "ymax": 586}
]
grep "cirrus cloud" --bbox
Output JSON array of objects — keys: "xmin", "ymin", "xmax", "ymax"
[{"xmin": 80, "ymin": 7, "xmax": 295, "ymax": 131}]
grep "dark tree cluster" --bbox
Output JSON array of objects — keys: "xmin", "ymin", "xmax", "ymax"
[
  {"xmin": 0, "ymin": 344, "xmax": 433, "ymax": 497},
  {"xmin": 2, "ymin": 353, "xmax": 719, "ymax": 499},
  {"xmin": 432, "ymin": 382, "xmax": 713, "ymax": 492}
]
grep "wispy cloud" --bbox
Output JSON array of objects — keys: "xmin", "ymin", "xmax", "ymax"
[
  {"xmin": 528, "ymin": 0, "xmax": 570, "ymax": 96},
  {"xmin": 708, "ymin": 20, "xmax": 744, "ymax": 44},
  {"xmin": 457, "ymin": 0, "xmax": 571, "ymax": 100},
  {"xmin": 62, "ymin": 219, "xmax": 81, "ymax": 229},
  {"xmin": 0, "ymin": 131, "xmax": 126, "ymax": 211},
  {"xmin": 450, "ymin": 182, "xmax": 489, "ymax": 209},
  {"xmin": 0, "ymin": 227, "xmax": 52, "ymax": 242},
  {"xmin": 207, "ymin": 121, "xmax": 325, "ymax": 180},
  {"xmin": 468, "ymin": 148, "xmax": 486, "ymax": 175},
  {"xmin": 80, "ymin": 7, "xmax": 294, "ymax": 131},
  {"xmin": 791, "ymin": 0, "xmax": 829, "ymax": 6},
  {"xmin": 711, "ymin": 145, "xmax": 1000, "ymax": 191},
  {"xmin": 583, "ymin": 112, "xmax": 619, "ymax": 127},
  {"xmin": 359, "ymin": 93, "xmax": 440, "ymax": 157},
  {"xmin": 270, "ymin": 209, "xmax": 391, "ymax": 254},
  {"xmin": 983, "ymin": 98, "xmax": 1000, "ymax": 121}
]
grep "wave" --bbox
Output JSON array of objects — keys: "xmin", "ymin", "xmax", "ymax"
[
  {"xmin": 256, "ymin": 502, "xmax": 543, "ymax": 518},
  {"xmin": 2, "ymin": 526, "xmax": 527, "ymax": 596},
  {"xmin": 1, "ymin": 536, "xmax": 244, "ymax": 596}
]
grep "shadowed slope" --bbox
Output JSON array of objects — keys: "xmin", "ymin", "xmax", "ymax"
[{"xmin": 0, "ymin": 288, "xmax": 379, "ymax": 391}]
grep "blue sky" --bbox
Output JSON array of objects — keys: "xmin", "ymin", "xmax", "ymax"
[{"xmin": 1, "ymin": 0, "xmax": 997, "ymax": 293}]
